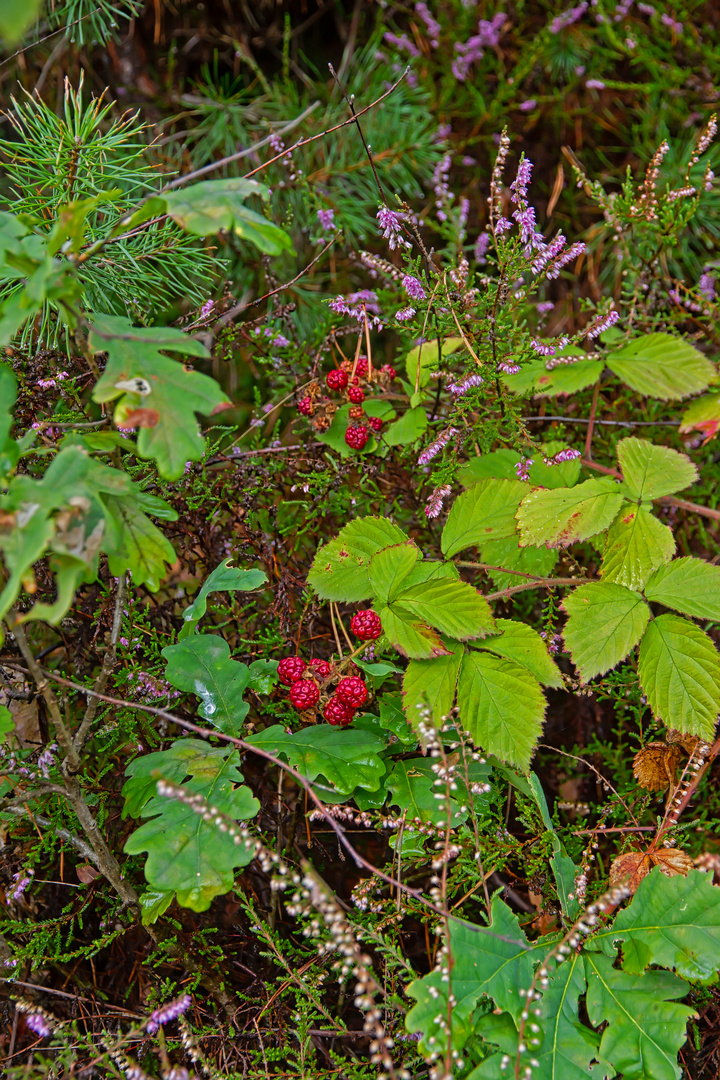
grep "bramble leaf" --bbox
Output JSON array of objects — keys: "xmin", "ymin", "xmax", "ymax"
[
  {"xmin": 383, "ymin": 406, "xmax": 428, "ymax": 446},
  {"xmin": 638, "ymin": 614, "xmax": 720, "ymax": 739},
  {"xmin": 617, "ymin": 437, "xmax": 697, "ymax": 501},
  {"xmin": 606, "ymin": 332, "xmax": 717, "ymax": 401},
  {"xmin": 457, "ymin": 651, "xmax": 546, "ymax": 768},
  {"xmin": 162, "ymin": 635, "xmax": 251, "ymax": 736},
  {"xmin": 402, "ymin": 645, "xmax": 464, "ymax": 726},
  {"xmin": 245, "ymin": 725, "xmax": 386, "ymax": 794},
  {"xmin": 480, "ymin": 536, "xmax": 559, "ymax": 590},
  {"xmin": 377, "ymin": 604, "xmax": 451, "ymax": 659},
  {"xmin": 461, "ymin": 444, "xmax": 581, "ymax": 490},
  {"xmin": 600, "ymin": 503, "xmax": 675, "ymax": 590},
  {"xmin": 122, "ymin": 739, "xmax": 259, "ymax": 912},
  {"xmin": 307, "ymin": 517, "xmax": 409, "ymax": 601},
  {"xmin": 502, "ymin": 351, "xmax": 604, "ymax": 397},
  {"xmin": 517, "ymin": 478, "xmax": 624, "ymax": 548},
  {"xmin": 481, "ymin": 620, "xmax": 563, "ymax": 688},
  {"xmin": 679, "ymin": 390, "xmax": 720, "ymax": 443},
  {"xmin": 179, "ymin": 561, "xmax": 266, "ymax": 639},
  {"xmin": 405, "ymin": 336, "xmax": 463, "ymax": 390},
  {"xmin": 392, "ymin": 578, "xmax": 495, "ymax": 641},
  {"xmin": 563, "ymin": 583, "xmax": 650, "ymax": 681},
  {"xmin": 442, "ymin": 479, "xmax": 526, "ymax": 558},
  {"xmin": 367, "ymin": 542, "xmax": 420, "ymax": 604},
  {"xmin": 644, "ymin": 557, "xmax": 720, "ymax": 621}
]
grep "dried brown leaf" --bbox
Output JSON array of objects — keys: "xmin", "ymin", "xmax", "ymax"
[
  {"xmin": 610, "ymin": 846, "xmax": 693, "ymax": 895},
  {"xmin": 632, "ymin": 742, "xmax": 684, "ymax": 791}
]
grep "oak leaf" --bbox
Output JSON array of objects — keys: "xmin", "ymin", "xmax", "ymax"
[{"xmin": 632, "ymin": 742, "xmax": 685, "ymax": 791}]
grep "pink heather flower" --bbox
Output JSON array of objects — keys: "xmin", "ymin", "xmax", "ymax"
[
  {"xmin": 699, "ymin": 271, "xmax": 716, "ymax": 302},
  {"xmin": 519, "ymin": 99, "xmax": 537, "ymax": 112},
  {"xmin": 403, "ymin": 275, "xmax": 426, "ymax": 301},
  {"xmin": 510, "ymin": 157, "xmax": 533, "ymax": 205},
  {"xmin": 532, "ymin": 233, "xmax": 567, "ymax": 275},
  {"xmin": 396, "ymin": 306, "xmax": 416, "ymax": 321},
  {"xmin": 26, "ymin": 1014, "xmax": 51, "ymax": 1037},
  {"xmin": 9, "ymin": 870, "xmax": 33, "ymax": 901},
  {"xmin": 200, "ymin": 299, "xmax": 214, "ymax": 318},
  {"xmin": 498, "ymin": 361, "xmax": 521, "ymax": 374},
  {"xmin": 515, "ymin": 457, "xmax": 534, "ymax": 481},
  {"xmin": 348, "ymin": 290, "xmax": 380, "ymax": 314},
  {"xmin": 37, "ymin": 743, "xmax": 57, "ymax": 778},
  {"xmin": 475, "ymin": 232, "xmax": 491, "ymax": 262},
  {"xmin": 637, "ymin": 1, "xmax": 655, "ymax": 12},
  {"xmin": 495, "ymin": 217, "xmax": 513, "ymax": 234},
  {"xmin": 586, "ymin": 308, "xmax": 620, "ymax": 338},
  {"xmin": 613, "ymin": 0, "xmax": 633, "ymax": 19},
  {"xmin": 550, "ymin": 3, "xmax": 588, "ymax": 33},
  {"xmin": 448, "ymin": 372, "xmax": 484, "ymax": 395},
  {"xmin": 37, "ymin": 378, "xmax": 57, "ymax": 389},
  {"xmin": 513, "ymin": 206, "xmax": 545, "ymax": 251},
  {"xmin": 425, "ymin": 484, "xmax": 452, "ymax": 519},
  {"xmin": 317, "ymin": 208, "xmax": 335, "ymax": 230},
  {"xmin": 531, "ymin": 338, "xmax": 556, "ymax": 356},
  {"xmin": 544, "ymin": 447, "xmax": 582, "ymax": 465},
  {"xmin": 377, "ymin": 206, "xmax": 404, "ymax": 250},
  {"xmin": 586, "ymin": 79, "xmax": 606, "ymax": 90},
  {"xmin": 416, "ymin": 1, "xmax": 441, "ymax": 46},
  {"xmin": 537, "ymin": 300, "xmax": 555, "ymax": 314},
  {"xmin": 383, "ymin": 31, "xmax": 421, "ymax": 57},
  {"xmin": 660, "ymin": 12, "xmax": 682, "ymax": 33},
  {"xmin": 546, "ymin": 241, "xmax": 586, "ymax": 278},
  {"xmin": 146, "ymin": 994, "xmax": 192, "ymax": 1035},
  {"xmin": 418, "ymin": 427, "xmax": 458, "ymax": 465}
]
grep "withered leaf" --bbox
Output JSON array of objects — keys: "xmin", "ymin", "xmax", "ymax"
[
  {"xmin": 632, "ymin": 742, "xmax": 685, "ymax": 791},
  {"xmin": 610, "ymin": 847, "xmax": 693, "ymax": 895}
]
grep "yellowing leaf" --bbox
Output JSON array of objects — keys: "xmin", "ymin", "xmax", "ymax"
[
  {"xmin": 517, "ymin": 478, "xmax": 624, "ymax": 549},
  {"xmin": 600, "ymin": 503, "xmax": 675, "ymax": 590}
]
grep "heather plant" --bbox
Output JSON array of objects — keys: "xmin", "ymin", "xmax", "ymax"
[{"xmin": 3, "ymin": 5, "xmax": 720, "ymax": 1079}]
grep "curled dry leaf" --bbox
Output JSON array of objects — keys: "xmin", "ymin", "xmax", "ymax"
[
  {"xmin": 610, "ymin": 847, "xmax": 694, "ymax": 895},
  {"xmin": 632, "ymin": 742, "xmax": 685, "ymax": 791}
]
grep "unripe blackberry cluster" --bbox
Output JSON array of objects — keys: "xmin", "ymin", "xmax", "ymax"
[
  {"xmin": 277, "ymin": 651, "xmax": 370, "ymax": 727},
  {"xmin": 294, "ymin": 357, "xmax": 397, "ymax": 451}
]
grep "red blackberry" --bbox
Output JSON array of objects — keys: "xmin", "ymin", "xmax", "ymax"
[
  {"xmin": 308, "ymin": 659, "xmax": 332, "ymax": 679},
  {"xmin": 348, "ymin": 385, "xmax": 365, "ymax": 404},
  {"xmin": 350, "ymin": 609, "xmax": 382, "ymax": 641},
  {"xmin": 289, "ymin": 679, "xmax": 320, "ymax": 710},
  {"xmin": 336, "ymin": 676, "xmax": 368, "ymax": 708},
  {"xmin": 368, "ymin": 417, "xmax": 383, "ymax": 432},
  {"xmin": 355, "ymin": 358, "xmax": 369, "ymax": 378},
  {"xmin": 297, "ymin": 397, "xmax": 313, "ymax": 416},
  {"xmin": 381, "ymin": 364, "xmax": 396, "ymax": 379},
  {"xmin": 326, "ymin": 369, "xmax": 348, "ymax": 392},
  {"xmin": 345, "ymin": 425, "xmax": 369, "ymax": 450},
  {"xmin": 324, "ymin": 696, "xmax": 355, "ymax": 726},
  {"xmin": 277, "ymin": 656, "xmax": 307, "ymax": 686}
]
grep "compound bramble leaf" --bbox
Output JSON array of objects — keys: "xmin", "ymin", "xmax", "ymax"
[
  {"xmin": 457, "ymin": 650, "xmax": 546, "ymax": 768},
  {"xmin": 441, "ymin": 478, "xmax": 526, "ymax": 558},
  {"xmin": 607, "ymin": 332, "xmax": 716, "ymax": 401},
  {"xmin": 644, "ymin": 557, "xmax": 720, "ymax": 621},
  {"xmin": 402, "ymin": 645, "xmax": 464, "ymax": 726},
  {"xmin": 392, "ymin": 578, "xmax": 495, "ymax": 641},
  {"xmin": 480, "ymin": 620, "xmax": 563, "ymax": 688},
  {"xmin": 600, "ymin": 503, "xmax": 675, "ymax": 590},
  {"xmin": 367, "ymin": 542, "xmax": 420, "ymax": 604}
]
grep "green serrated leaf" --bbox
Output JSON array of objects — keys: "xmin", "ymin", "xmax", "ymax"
[
  {"xmin": 591, "ymin": 869, "xmax": 720, "ymax": 982},
  {"xmin": 307, "ymin": 517, "xmax": 409, "ymax": 601},
  {"xmin": 442, "ymin": 479, "xmax": 526, "ymax": 558},
  {"xmin": 367, "ymin": 542, "xmax": 420, "ymax": 604},
  {"xmin": 179, "ymin": 561, "xmax": 266, "ymax": 638},
  {"xmin": 378, "ymin": 603, "xmax": 451, "ymax": 659},
  {"xmin": 162, "ymin": 635, "xmax": 250, "ymax": 736},
  {"xmin": 383, "ymin": 407, "xmax": 428, "ymax": 447},
  {"xmin": 517, "ymin": 478, "xmax": 624, "ymax": 549},
  {"xmin": 584, "ymin": 952, "xmax": 694, "ymax": 1080},
  {"xmin": 502, "ymin": 352, "xmax": 604, "ymax": 397},
  {"xmin": 457, "ymin": 651, "xmax": 546, "ymax": 769},
  {"xmin": 679, "ymin": 390, "xmax": 720, "ymax": 442},
  {"xmin": 245, "ymin": 725, "xmax": 386, "ymax": 793},
  {"xmin": 392, "ymin": 578, "xmax": 495, "ymax": 641},
  {"xmin": 644, "ymin": 557, "xmax": 720, "ymax": 621},
  {"xmin": 562, "ymin": 583, "xmax": 650, "ymax": 682},
  {"xmin": 90, "ymin": 314, "xmax": 227, "ymax": 481},
  {"xmin": 607, "ymin": 332, "xmax": 717, "ymax": 401},
  {"xmin": 162, "ymin": 179, "xmax": 292, "ymax": 255},
  {"xmin": 600, "ymin": 503, "xmax": 675, "ymax": 590},
  {"xmin": 459, "ymin": 449, "xmax": 521, "ymax": 483},
  {"xmin": 617, "ymin": 437, "xmax": 698, "ymax": 501},
  {"xmin": 638, "ymin": 614, "xmax": 720, "ymax": 740},
  {"xmin": 402, "ymin": 646, "xmax": 464, "ymax": 726},
  {"xmin": 405, "ymin": 336, "xmax": 463, "ymax": 390},
  {"xmin": 123, "ymin": 740, "xmax": 259, "ymax": 911},
  {"xmin": 386, "ymin": 758, "xmax": 467, "ymax": 825},
  {"xmin": 480, "ymin": 620, "xmax": 563, "ymax": 688}
]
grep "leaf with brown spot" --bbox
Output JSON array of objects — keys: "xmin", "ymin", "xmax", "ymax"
[
  {"xmin": 117, "ymin": 407, "xmax": 160, "ymax": 429},
  {"xmin": 633, "ymin": 742, "xmax": 685, "ymax": 791}
]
